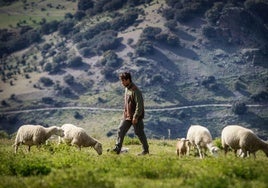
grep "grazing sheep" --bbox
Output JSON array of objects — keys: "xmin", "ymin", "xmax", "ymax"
[
  {"xmin": 176, "ymin": 138, "xmax": 190, "ymax": 158},
  {"xmin": 60, "ymin": 124, "xmax": 102, "ymax": 155},
  {"xmin": 186, "ymin": 125, "xmax": 219, "ymax": 159},
  {"xmin": 14, "ymin": 125, "xmax": 64, "ymax": 154},
  {"xmin": 221, "ymin": 125, "xmax": 268, "ymax": 158}
]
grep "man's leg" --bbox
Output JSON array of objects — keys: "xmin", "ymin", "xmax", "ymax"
[
  {"xmin": 114, "ymin": 120, "xmax": 131, "ymax": 154},
  {"xmin": 133, "ymin": 120, "xmax": 149, "ymax": 154}
]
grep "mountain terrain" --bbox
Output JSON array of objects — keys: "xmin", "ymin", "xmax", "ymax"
[{"xmin": 0, "ymin": 0, "xmax": 267, "ymax": 140}]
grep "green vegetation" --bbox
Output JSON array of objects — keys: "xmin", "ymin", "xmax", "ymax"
[
  {"xmin": 0, "ymin": 138, "xmax": 268, "ymax": 188},
  {"xmin": 0, "ymin": 0, "xmax": 267, "ymax": 144}
]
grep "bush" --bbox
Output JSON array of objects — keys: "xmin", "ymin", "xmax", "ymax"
[
  {"xmin": 41, "ymin": 20, "xmax": 59, "ymax": 35},
  {"xmin": 77, "ymin": 0, "xmax": 94, "ymax": 11},
  {"xmin": 79, "ymin": 47, "xmax": 95, "ymax": 57},
  {"xmin": 74, "ymin": 111, "xmax": 83, "ymax": 119},
  {"xmin": 39, "ymin": 77, "xmax": 54, "ymax": 87},
  {"xmin": 101, "ymin": 67, "xmax": 118, "ymax": 82},
  {"xmin": 67, "ymin": 56, "xmax": 83, "ymax": 68},
  {"xmin": 64, "ymin": 74, "xmax": 75, "ymax": 85},
  {"xmin": 141, "ymin": 26, "xmax": 162, "ymax": 40},
  {"xmin": 202, "ymin": 25, "xmax": 217, "ymax": 38},
  {"xmin": 58, "ymin": 20, "xmax": 75, "ymax": 36},
  {"xmin": 205, "ymin": 2, "xmax": 224, "ymax": 25},
  {"xmin": 250, "ymin": 91, "xmax": 268, "ymax": 102},
  {"xmin": 135, "ymin": 39, "xmax": 154, "ymax": 56},
  {"xmin": 164, "ymin": 19, "xmax": 177, "ymax": 31},
  {"xmin": 232, "ymin": 101, "xmax": 248, "ymax": 115},
  {"xmin": 42, "ymin": 97, "xmax": 54, "ymax": 104},
  {"xmin": 0, "ymin": 130, "xmax": 9, "ymax": 139},
  {"xmin": 100, "ymin": 50, "xmax": 122, "ymax": 68}
]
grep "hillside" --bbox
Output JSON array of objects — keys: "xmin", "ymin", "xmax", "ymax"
[{"xmin": 0, "ymin": 0, "xmax": 268, "ymax": 139}]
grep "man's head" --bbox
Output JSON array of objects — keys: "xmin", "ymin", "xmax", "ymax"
[{"xmin": 119, "ymin": 72, "xmax": 132, "ymax": 87}]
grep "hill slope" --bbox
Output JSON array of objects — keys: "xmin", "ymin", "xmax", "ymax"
[{"xmin": 0, "ymin": 0, "xmax": 267, "ymax": 139}]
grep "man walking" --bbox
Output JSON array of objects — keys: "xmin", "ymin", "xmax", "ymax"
[{"xmin": 112, "ymin": 72, "xmax": 149, "ymax": 155}]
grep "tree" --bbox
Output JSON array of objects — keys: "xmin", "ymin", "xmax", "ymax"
[{"xmin": 77, "ymin": 0, "xmax": 94, "ymax": 11}]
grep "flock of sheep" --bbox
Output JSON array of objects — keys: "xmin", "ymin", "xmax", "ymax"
[
  {"xmin": 176, "ymin": 125, "xmax": 268, "ymax": 159},
  {"xmin": 13, "ymin": 123, "xmax": 103, "ymax": 155},
  {"xmin": 13, "ymin": 123, "xmax": 268, "ymax": 159}
]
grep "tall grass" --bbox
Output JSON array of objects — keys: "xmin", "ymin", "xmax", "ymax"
[{"xmin": 0, "ymin": 138, "xmax": 267, "ymax": 188}]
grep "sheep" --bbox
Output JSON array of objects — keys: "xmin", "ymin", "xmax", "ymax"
[
  {"xmin": 186, "ymin": 125, "xmax": 219, "ymax": 159},
  {"xmin": 176, "ymin": 138, "xmax": 190, "ymax": 158},
  {"xmin": 60, "ymin": 124, "xmax": 102, "ymax": 155},
  {"xmin": 13, "ymin": 124, "xmax": 64, "ymax": 154},
  {"xmin": 221, "ymin": 125, "xmax": 268, "ymax": 158}
]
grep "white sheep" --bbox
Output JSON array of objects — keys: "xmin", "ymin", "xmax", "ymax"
[
  {"xmin": 221, "ymin": 125, "xmax": 268, "ymax": 158},
  {"xmin": 13, "ymin": 124, "xmax": 64, "ymax": 154},
  {"xmin": 60, "ymin": 124, "xmax": 102, "ymax": 155},
  {"xmin": 176, "ymin": 138, "xmax": 190, "ymax": 158},
  {"xmin": 186, "ymin": 125, "xmax": 219, "ymax": 159}
]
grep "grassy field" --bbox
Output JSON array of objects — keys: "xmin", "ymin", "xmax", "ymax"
[
  {"xmin": 0, "ymin": 0, "xmax": 77, "ymax": 28},
  {"xmin": 0, "ymin": 138, "xmax": 267, "ymax": 188}
]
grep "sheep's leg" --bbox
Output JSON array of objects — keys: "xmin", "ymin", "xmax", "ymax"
[
  {"xmin": 234, "ymin": 149, "xmax": 238, "ymax": 157},
  {"xmin": 252, "ymin": 152, "xmax": 256, "ymax": 159},
  {"xmin": 186, "ymin": 145, "xmax": 191, "ymax": 156},
  {"xmin": 196, "ymin": 145, "xmax": 203, "ymax": 159},
  {"xmin": 28, "ymin": 145, "xmax": 31, "ymax": 152},
  {"xmin": 14, "ymin": 144, "xmax": 18, "ymax": 154}
]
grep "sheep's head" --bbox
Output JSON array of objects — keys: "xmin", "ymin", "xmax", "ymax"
[
  {"xmin": 210, "ymin": 146, "xmax": 219, "ymax": 156},
  {"xmin": 56, "ymin": 127, "xmax": 65, "ymax": 137},
  {"xmin": 94, "ymin": 142, "xmax": 103, "ymax": 155}
]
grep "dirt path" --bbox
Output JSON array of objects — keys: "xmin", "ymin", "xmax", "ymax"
[{"xmin": 1, "ymin": 104, "xmax": 265, "ymax": 115}]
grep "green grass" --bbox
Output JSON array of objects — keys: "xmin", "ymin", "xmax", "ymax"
[
  {"xmin": 0, "ymin": 0, "xmax": 77, "ymax": 28},
  {"xmin": 1, "ymin": 138, "xmax": 268, "ymax": 188}
]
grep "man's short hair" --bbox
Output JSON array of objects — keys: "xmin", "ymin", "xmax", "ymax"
[{"xmin": 119, "ymin": 72, "xmax": 132, "ymax": 82}]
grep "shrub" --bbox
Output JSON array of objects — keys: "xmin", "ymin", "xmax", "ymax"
[
  {"xmin": 141, "ymin": 26, "xmax": 162, "ymax": 40},
  {"xmin": 74, "ymin": 10, "xmax": 86, "ymax": 21},
  {"xmin": 101, "ymin": 67, "xmax": 118, "ymax": 82},
  {"xmin": 250, "ymin": 91, "xmax": 268, "ymax": 102},
  {"xmin": 41, "ymin": 20, "xmax": 59, "ymax": 35},
  {"xmin": 162, "ymin": 8, "xmax": 175, "ymax": 20},
  {"xmin": 74, "ymin": 111, "xmax": 83, "ymax": 119},
  {"xmin": 164, "ymin": 19, "xmax": 177, "ymax": 31},
  {"xmin": 42, "ymin": 97, "xmax": 54, "ymax": 104},
  {"xmin": 79, "ymin": 47, "xmax": 95, "ymax": 57},
  {"xmin": 202, "ymin": 25, "xmax": 217, "ymax": 38},
  {"xmin": 0, "ymin": 130, "xmax": 9, "ymax": 139},
  {"xmin": 1, "ymin": 100, "xmax": 8, "ymax": 106},
  {"xmin": 77, "ymin": 0, "xmax": 94, "ymax": 11},
  {"xmin": 135, "ymin": 39, "xmax": 154, "ymax": 56},
  {"xmin": 53, "ymin": 53, "xmax": 67, "ymax": 64},
  {"xmin": 205, "ymin": 2, "xmax": 224, "ymax": 25},
  {"xmin": 39, "ymin": 77, "xmax": 54, "ymax": 87},
  {"xmin": 64, "ymin": 74, "xmax": 75, "ymax": 85},
  {"xmin": 232, "ymin": 101, "xmax": 248, "ymax": 115},
  {"xmin": 166, "ymin": 34, "xmax": 180, "ymax": 46},
  {"xmin": 58, "ymin": 20, "xmax": 75, "ymax": 36},
  {"xmin": 67, "ymin": 56, "xmax": 83, "ymax": 68},
  {"xmin": 110, "ymin": 10, "xmax": 139, "ymax": 31},
  {"xmin": 101, "ymin": 50, "xmax": 122, "ymax": 68}
]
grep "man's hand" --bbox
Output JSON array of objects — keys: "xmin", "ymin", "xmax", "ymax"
[{"xmin": 132, "ymin": 118, "xmax": 138, "ymax": 125}]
